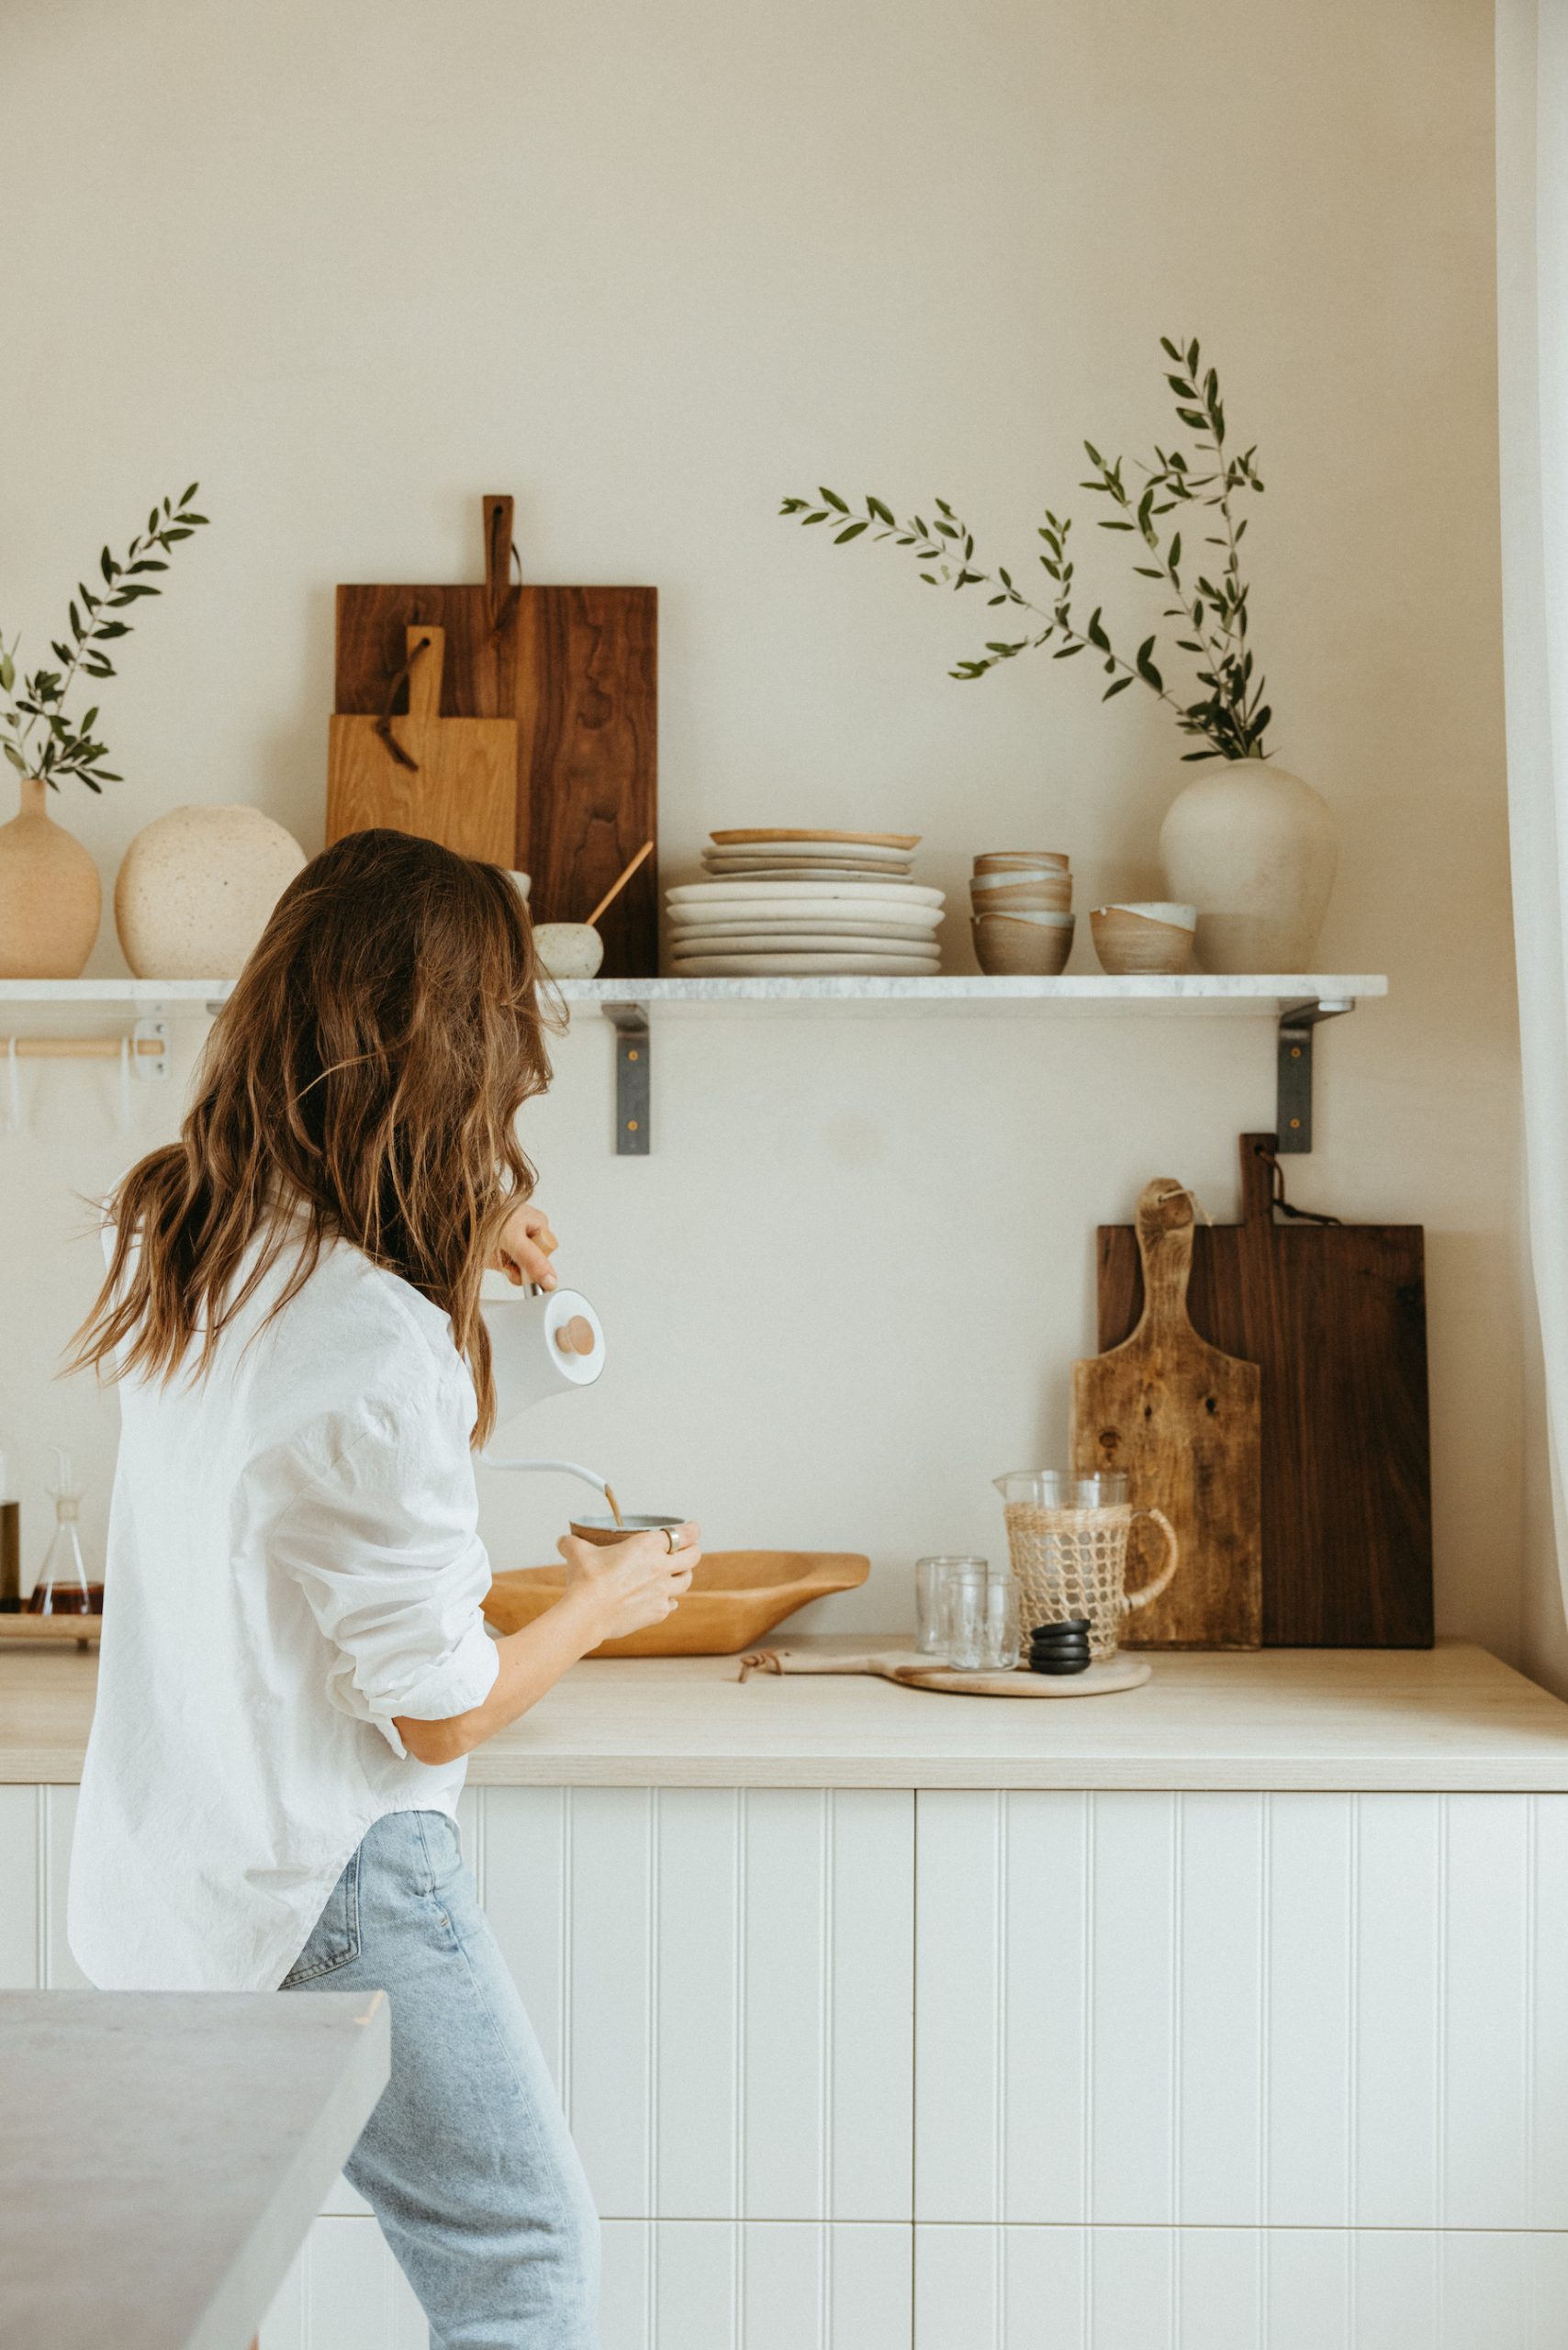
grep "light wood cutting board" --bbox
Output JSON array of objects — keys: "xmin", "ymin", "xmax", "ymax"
[
  {"xmin": 1071, "ymin": 1178, "xmax": 1262, "ymax": 1650},
  {"xmin": 327, "ymin": 625, "xmax": 516, "ymax": 865}
]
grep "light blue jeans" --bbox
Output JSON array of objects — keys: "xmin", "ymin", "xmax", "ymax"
[{"xmin": 281, "ymin": 1808, "xmax": 599, "ymax": 2348}]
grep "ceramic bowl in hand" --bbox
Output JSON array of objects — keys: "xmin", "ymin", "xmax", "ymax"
[
  {"xmin": 972, "ymin": 910, "xmax": 1074, "ymax": 976},
  {"xmin": 568, "ymin": 1514, "xmax": 687, "ymax": 1549},
  {"xmin": 1090, "ymin": 902, "xmax": 1197, "ymax": 975}
]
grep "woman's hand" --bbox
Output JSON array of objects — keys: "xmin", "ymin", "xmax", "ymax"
[
  {"xmin": 491, "ymin": 1200, "xmax": 558, "ymax": 1290},
  {"xmin": 557, "ymin": 1523, "xmax": 702, "ymax": 1645}
]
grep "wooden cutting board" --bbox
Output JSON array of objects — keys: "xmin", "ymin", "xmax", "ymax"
[
  {"xmin": 327, "ymin": 626, "xmax": 516, "ymax": 863},
  {"xmin": 1096, "ymin": 1135, "xmax": 1432, "ymax": 1647},
  {"xmin": 334, "ymin": 496, "xmax": 658, "ymax": 976},
  {"xmin": 1072, "ymin": 1180, "xmax": 1262, "ymax": 1650},
  {"xmin": 736, "ymin": 1648, "xmax": 1152, "ymax": 1697}
]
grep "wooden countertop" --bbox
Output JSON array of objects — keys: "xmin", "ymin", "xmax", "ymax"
[
  {"xmin": 6, "ymin": 1637, "xmax": 1568, "ymax": 1791},
  {"xmin": 0, "ymin": 1987, "xmax": 388, "ymax": 2350}
]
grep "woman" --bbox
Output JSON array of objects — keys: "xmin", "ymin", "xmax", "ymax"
[{"xmin": 67, "ymin": 828, "xmax": 697, "ymax": 2347}]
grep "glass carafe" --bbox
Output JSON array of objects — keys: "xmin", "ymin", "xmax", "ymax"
[{"xmin": 28, "ymin": 1449, "xmax": 99, "ymax": 1616}]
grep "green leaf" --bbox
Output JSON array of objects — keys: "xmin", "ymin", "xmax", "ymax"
[
  {"xmin": 802, "ymin": 510, "xmax": 829, "ymax": 525},
  {"xmin": 1086, "ymin": 608, "xmax": 1111, "ymax": 653},
  {"xmin": 3, "ymin": 743, "xmax": 23, "ymax": 771},
  {"xmin": 819, "ymin": 487, "xmax": 849, "ymax": 513},
  {"xmin": 180, "ymin": 482, "xmax": 198, "ymax": 505},
  {"xmin": 1103, "ymin": 676, "xmax": 1135, "ymax": 699},
  {"xmin": 1053, "ymin": 642, "xmax": 1086, "ymax": 658},
  {"xmin": 867, "ymin": 496, "xmax": 896, "ymax": 526},
  {"xmin": 834, "ymin": 521, "xmax": 868, "ymax": 543},
  {"xmin": 1136, "ymin": 638, "xmax": 1164, "ymax": 690},
  {"xmin": 177, "ymin": 512, "xmax": 208, "ymax": 526},
  {"xmin": 0, "ymin": 656, "xmax": 11, "ymax": 693}
]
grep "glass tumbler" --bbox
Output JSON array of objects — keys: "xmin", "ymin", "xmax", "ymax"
[
  {"xmin": 915, "ymin": 1557, "xmax": 969, "ymax": 1655},
  {"xmin": 982, "ymin": 1569, "xmax": 1023, "ymax": 1670},
  {"xmin": 939, "ymin": 1561, "xmax": 991, "ymax": 1670}
]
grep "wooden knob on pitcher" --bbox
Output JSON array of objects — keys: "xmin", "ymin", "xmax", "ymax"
[{"xmin": 554, "ymin": 1317, "xmax": 596, "ymax": 1358}]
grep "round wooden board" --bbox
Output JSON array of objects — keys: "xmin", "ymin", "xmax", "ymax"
[{"xmin": 873, "ymin": 1650, "xmax": 1150, "ymax": 1697}]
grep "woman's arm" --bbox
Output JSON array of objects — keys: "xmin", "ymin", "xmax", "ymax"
[{"xmin": 394, "ymin": 1522, "xmax": 700, "ymax": 1764}]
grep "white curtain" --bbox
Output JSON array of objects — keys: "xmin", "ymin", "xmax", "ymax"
[{"xmin": 1498, "ymin": 0, "xmax": 1568, "ymax": 1615}]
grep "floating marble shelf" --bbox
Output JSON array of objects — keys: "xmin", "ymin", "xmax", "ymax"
[{"xmin": 0, "ymin": 974, "xmax": 1388, "ymax": 1156}]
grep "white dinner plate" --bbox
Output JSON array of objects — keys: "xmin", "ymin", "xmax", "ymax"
[
  {"xmin": 667, "ymin": 921, "xmax": 940, "ymax": 949},
  {"xmin": 670, "ymin": 951, "xmax": 942, "ymax": 976},
  {"xmin": 701, "ymin": 858, "xmax": 914, "ymax": 879},
  {"xmin": 702, "ymin": 838, "xmax": 915, "ymax": 866},
  {"xmin": 667, "ymin": 880, "xmax": 945, "ymax": 908},
  {"xmin": 670, "ymin": 915, "xmax": 941, "ymax": 940}
]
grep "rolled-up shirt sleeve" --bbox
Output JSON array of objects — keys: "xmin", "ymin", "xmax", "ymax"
[{"xmin": 269, "ymin": 1378, "xmax": 499, "ymax": 1760}]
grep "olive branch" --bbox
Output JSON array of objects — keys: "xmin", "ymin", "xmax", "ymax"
[
  {"xmin": 0, "ymin": 485, "xmax": 211, "ymax": 792},
  {"xmin": 780, "ymin": 336, "xmax": 1271, "ymax": 763}
]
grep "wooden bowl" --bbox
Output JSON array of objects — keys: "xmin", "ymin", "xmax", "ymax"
[
  {"xmin": 972, "ymin": 912, "xmax": 1074, "ymax": 976},
  {"xmin": 482, "ymin": 1549, "xmax": 871, "ymax": 1657},
  {"xmin": 1090, "ymin": 902, "xmax": 1196, "ymax": 976}
]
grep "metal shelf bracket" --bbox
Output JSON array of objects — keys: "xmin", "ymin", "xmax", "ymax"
[
  {"xmin": 603, "ymin": 1002, "xmax": 650, "ymax": 1156},
  {"xmin": 1276, "ymin": 996, "xmax": 1354, "ymax": 1153}
]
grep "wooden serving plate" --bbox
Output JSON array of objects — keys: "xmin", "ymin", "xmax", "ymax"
[
  {"xmin": 483, "ymin": 1550, "xmax": 869, "ymax": 1657},
  {"xmin": 738, "ymin": 1647, "xmax": 1151, "ymax": 1697}
]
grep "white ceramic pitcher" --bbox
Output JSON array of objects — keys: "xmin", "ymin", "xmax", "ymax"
[{"xmin": 482, "ymin": 1281, "xmax": 606, "ymax": 1429}]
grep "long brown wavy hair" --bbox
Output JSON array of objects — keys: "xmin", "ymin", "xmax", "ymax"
[{"xmin": 72, "ymin": 828, "xmax": 553, "ymax": 1444}]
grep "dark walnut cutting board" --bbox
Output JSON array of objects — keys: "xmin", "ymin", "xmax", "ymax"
[
  {"xmin": 333, "ymin": 495, "xmax": 657, "ymax": 976},
  {"xmin": 1095, "ymin": 1135, "xmax": 1432, "ymax": 1648},
  {"xmin": 1071, "ymin": 1180, "xmax": 1262, "ymax": 1651}
]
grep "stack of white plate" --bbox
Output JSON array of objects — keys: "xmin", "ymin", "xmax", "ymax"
[{"xmin": 668, "ymin": 831, "xmax": 943, "ymax": 975}]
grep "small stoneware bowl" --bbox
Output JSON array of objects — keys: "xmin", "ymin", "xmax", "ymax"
[
  {"xmin": 569, "ymin": 1514, "xmax": 688, "ymax": 1548},
  {"xmin": 1090, "ymin": 902, "xmax": 1197, "ymax": 976},
  {"xmin": 970, "ymin": 872, "xmax": 1072, "ymax": 913},
  {"xmin": 974, "ymin": 850, "xmax": 1070, "ymax": 874},
  {"xmin": 973, "ymin": 911, "xmax": 1074, "ymax": 976},
  {"xmin": 533, "ymin": 921, "xmax": 605, "ymax": 979}
]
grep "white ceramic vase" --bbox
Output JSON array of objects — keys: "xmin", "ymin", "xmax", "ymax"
[
  {"xmin": 114, "ymin": 804, "xmax": 307, "ymax": 980},
  {"xmin": 0, "ymin": 777, "xmax": 102, "ymax": 979},
  {"xmin": 1159, "ymin": 759, "xmax": 1338, "ymax": 974}
]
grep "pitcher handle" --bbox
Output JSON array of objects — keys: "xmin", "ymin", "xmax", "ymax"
[{"xmin": 1122, "ymin": 1508, "xmax": 1180, "ymax": 1611}]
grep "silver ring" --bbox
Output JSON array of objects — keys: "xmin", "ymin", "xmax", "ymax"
[{"xmin": 663, "ymin": 1527, "xmax": 682, "ymax": 1553}]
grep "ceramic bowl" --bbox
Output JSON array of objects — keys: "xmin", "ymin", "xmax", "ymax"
[
  {"xmin": 1090, "ymin": 902, "xmax": 1197, "ymax": 976},
  {"xmin": 533, "ymin": 921, "xmax": 605, "ymax": 979},
  {"xmin": 972, "ymin": 911, "xmax": 1075, "ymax": 976},
  {"xmin": 568, "ymin": 1514, "xmax": 687, "ymax": 1548},
  {"xmin": 482, "ymin": 1550, "xmax": 871, "ymax": 1656},
  {"xmin": 973, "ymin": 850, "xmax": 1070, "ymax": 874},
  {"xmin": 970, "ymin": 872, "xmax": 1072, "ymax": 913}
]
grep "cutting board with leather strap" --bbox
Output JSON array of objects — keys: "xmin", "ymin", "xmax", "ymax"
[
  {"xmin": 327, "ymin": 626, "xmax": 516, "ymax": 863},
  {"xmin": 1096, "ymin": 1135, "xmax": 1432, "ymax": 1646},
  {"xmin": 333, "ymin": 495, "xmax": 658, "ymax": 975},
  {"xmin": 1071, "ymin": 1179, "xmax": 1262, "ymax": 1650}
]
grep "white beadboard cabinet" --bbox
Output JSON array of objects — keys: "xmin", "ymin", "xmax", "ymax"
[{"xmin": 6, "ymin": 1639, "xmax": 1568, "ymax": 2347}]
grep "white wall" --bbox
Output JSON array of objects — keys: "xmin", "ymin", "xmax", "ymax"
[{"xmin": 0, "ymin": 0, "xmax": 1541, "ymax": 1660}]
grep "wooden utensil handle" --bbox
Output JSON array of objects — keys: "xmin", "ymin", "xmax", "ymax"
[
  {"xmin": 1122, "ymin": 1507, "xmax": 1180, "ymax": 1611},
  {"xmin": 1134, "ymin": 1181, "xmax": 1195, "ymax": 1331}
]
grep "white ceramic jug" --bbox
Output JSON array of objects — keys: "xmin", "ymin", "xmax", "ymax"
[{"xmin": 482, "ymin": 1281, "xmax": 606, "ymax": 1429}]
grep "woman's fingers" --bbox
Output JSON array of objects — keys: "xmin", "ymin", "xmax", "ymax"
[{"xmin": 491, "ymin": 1202, "xmax": 560, "ymax": 1289}]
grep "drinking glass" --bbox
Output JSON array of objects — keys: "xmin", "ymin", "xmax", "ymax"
[
  {"xmin": 937, "ymin": 1560, "xmax": 991, "ymax": 1670},
  {"xmin": 982, "ymin": 1570, "xmax": 1022, "ymax": 1670},
  {"xmin": 915, "ymin": 1557, "xmax": 969, "ymax": 1655}
]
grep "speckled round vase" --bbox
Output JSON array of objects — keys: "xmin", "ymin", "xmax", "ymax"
[
  {"xmin": 1159, "ymin": 760, "xmax": 1338, "ymax": 973},
  {"xmin": 0, "ymin": 776, "xmax": 102, "ymax": 978},
  {"xmin": 114, "ymin": 804, "xmax": 307, "ymax": 980}
]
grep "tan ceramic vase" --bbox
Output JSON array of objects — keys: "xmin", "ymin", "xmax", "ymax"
[
  {"xmin": 1159, "ymin": 760, "xmax": 1338, "ymax": 974},
  {"xmin": 0, "ymin": 776, "xmax": 102, "ymax": 979}
]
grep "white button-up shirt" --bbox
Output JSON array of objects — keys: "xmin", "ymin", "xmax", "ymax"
[{"xmin": 68, "ymin": 1231, "xmax": 500, "ymax": 1992}]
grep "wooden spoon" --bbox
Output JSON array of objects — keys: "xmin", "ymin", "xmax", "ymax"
[{"xmin": 586, "ymin": 839, "xmax": 655, "ymax": 929}]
